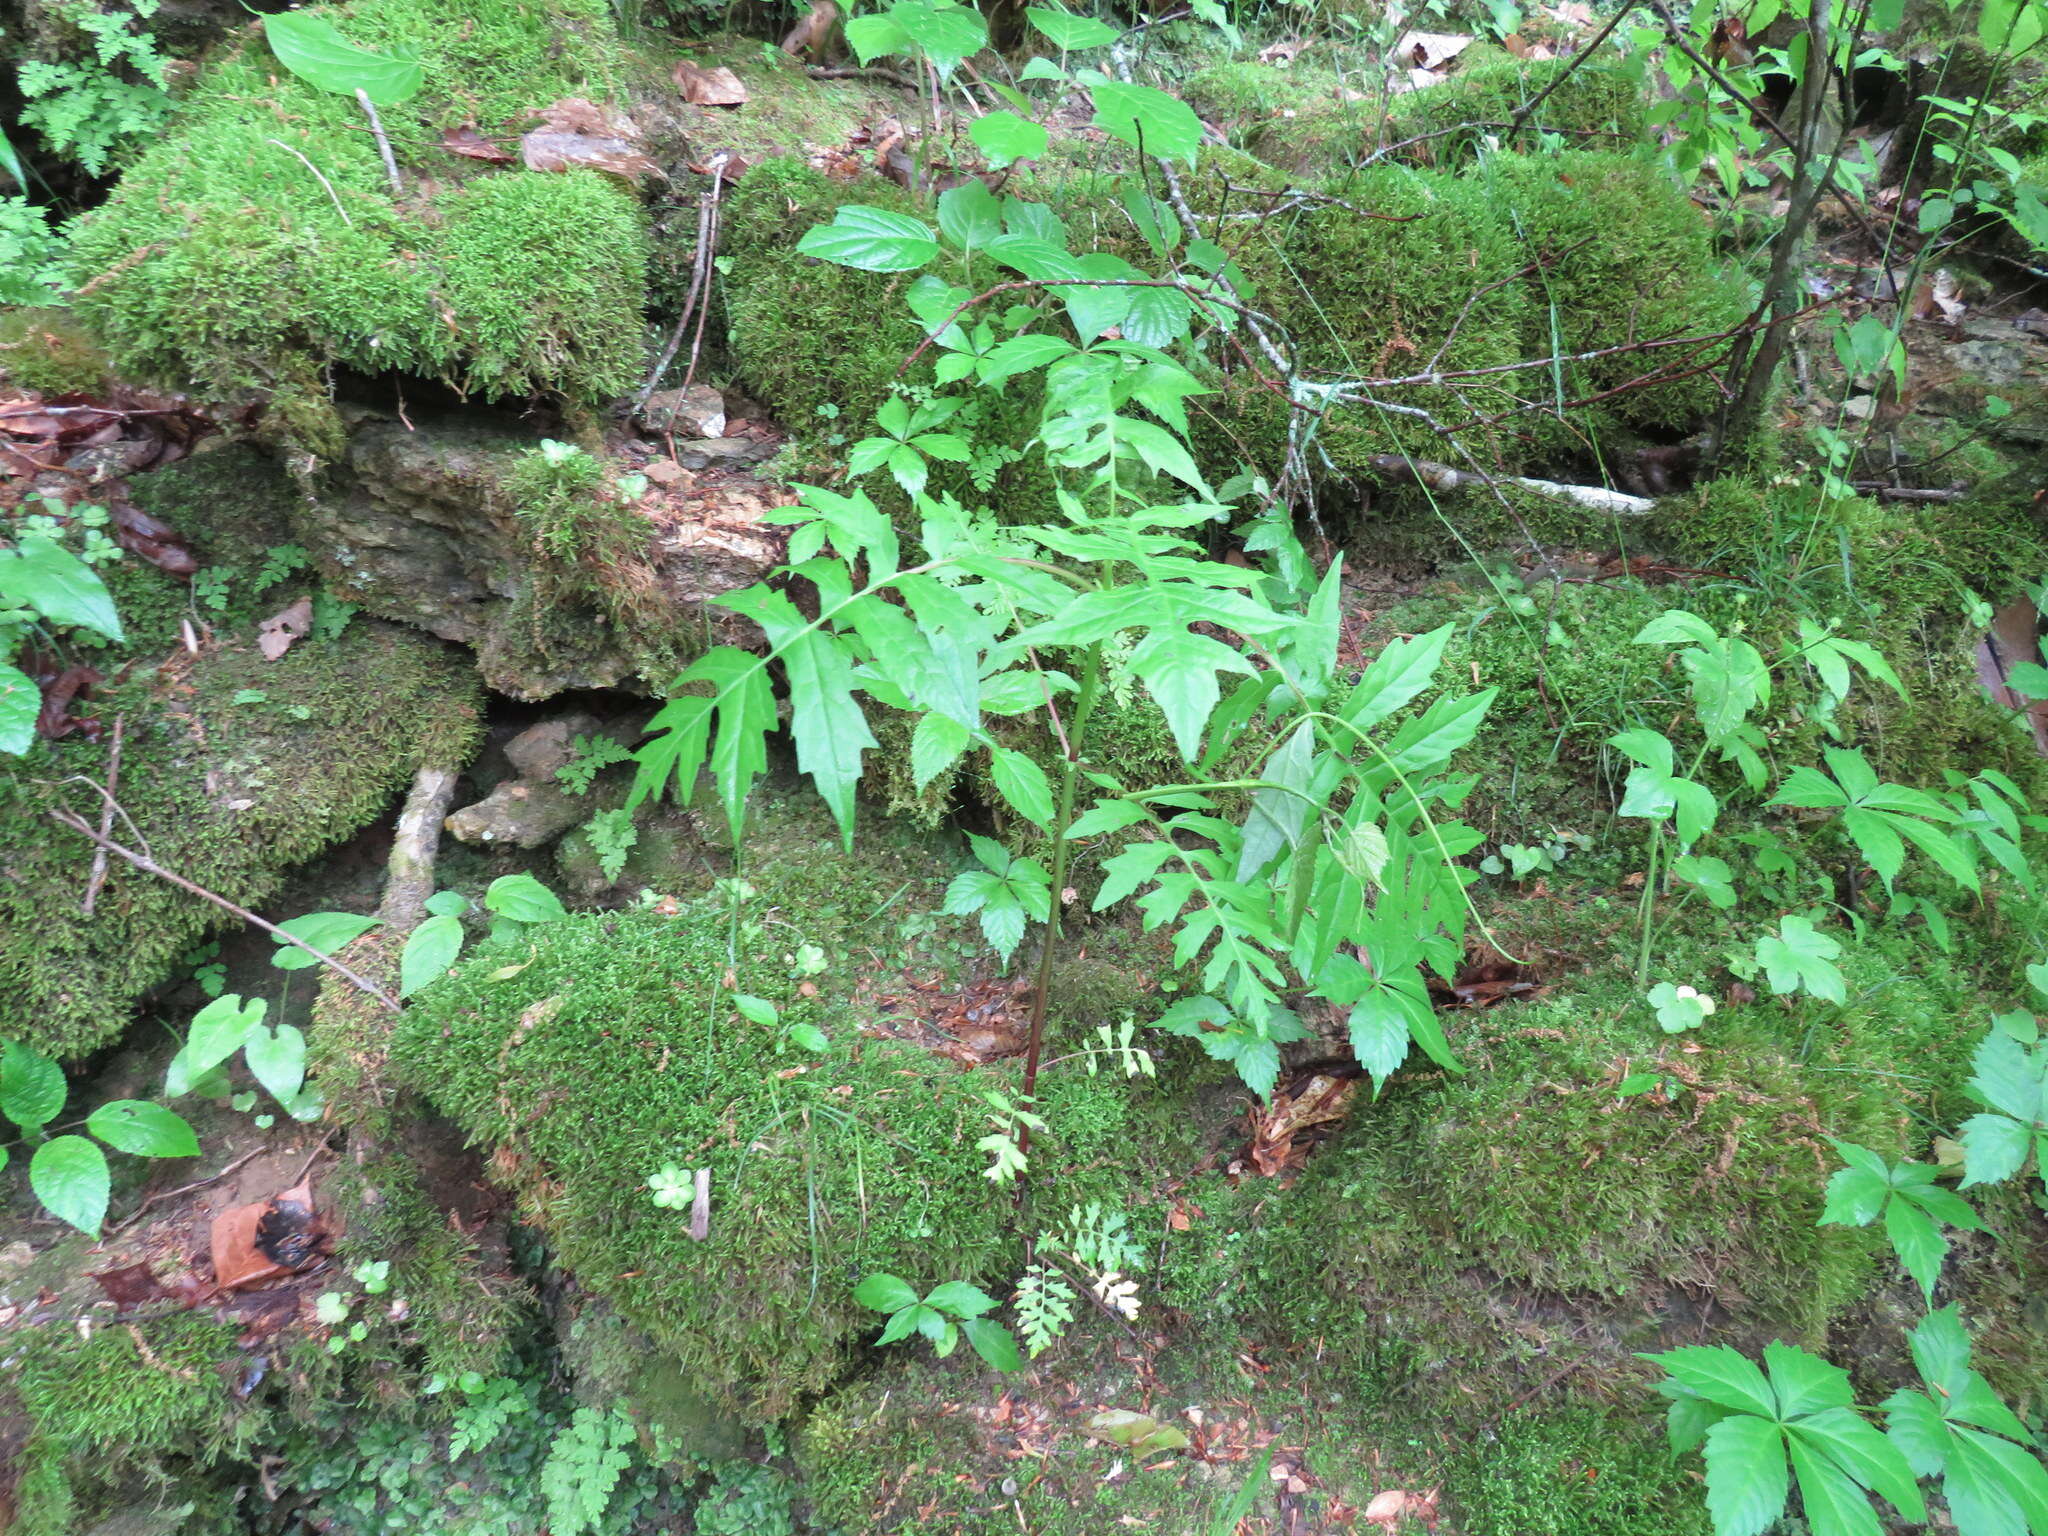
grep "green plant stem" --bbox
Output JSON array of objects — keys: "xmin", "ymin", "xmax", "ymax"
[
  {"xmin": 1636, "ymin": 819, "xmax": 1663, "ymax": 985},
  {"xmin": 1015, "ymin": 639, "xmax": 1107, "ymax": 1178}
]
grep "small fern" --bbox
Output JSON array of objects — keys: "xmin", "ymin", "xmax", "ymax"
[
  {"xmin": 540, "ymin": 1405, "xmax": 635, "ymax": 1536},
  {"xmin": 585, "ymin": 807, "xmax": 639, "ymax": 882},
  {"xmin": 557, "ymin": 734, "xmax": 633, "ymax": 795},
  {"xmin": 1014, "ymin": 1262, "xmax": 1076, "ymax": 1358}
]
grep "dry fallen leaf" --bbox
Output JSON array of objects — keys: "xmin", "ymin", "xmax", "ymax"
[
  {"xmin": 522, "ymin": 98, "xmax": 664, "ymax": 182},
  {"xmin": 440, "ymin": 125, "xmax": 515, "ymax": 164},
  {"xmin": 258, "ymin": 597, "xmax": 314, "ymax": 661},
  {"xmin": 90, "ymin": 1262, "xmax": 167, "ymax": 1311},
  {"xmin": 674, "ymin": 59, "xmax": 748, "ymax": 107},
  {"xmin": 1392, "ymin": 30, "xmax": 1473, "ymax": 71}
]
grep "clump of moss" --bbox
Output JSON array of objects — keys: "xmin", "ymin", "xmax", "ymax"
[
  {"xmin": 1380, "ymin": 56, "xmax": 1647, "ymax": 167},
  {"xmin": 393, "ymin": 798, "xmax": 1135, "ymax": 1418},
  {"xmin": 0, "ymin": 308, "xmax": 111, "ymax": 396},
  {"xmin": 720, "ymin": 157, "xmax": 936, "ymax": 446},
  {"xmin": 1484, "ymin": 151, "xmax": 1752, "ymax": 455},
  {"xmin": 0, "ymin": 619, "xmax": 481, "ymax": 1057},
  {"xmin": 1228, "ymin": 166, "xmax": 1530, "ymax": 470},
  {"xmin": 1230, "ymin": 56, "xmax": 1645, "ymax": 175},
  {"xmin": 1444, "ymin": 1407, "xmax": 1710, "ymax": 1536},
  {"xmin": 6, "ymin": 1312, "xmax": 259, "ymax": 1534},
  {"xmin": 65, "ymin": 0, "xmax": 647, "ymax": 450}
]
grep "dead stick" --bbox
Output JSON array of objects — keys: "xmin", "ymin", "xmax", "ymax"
[
  {"xmin": 678, "ymin": 168, "xmax": 726, "ymax": 398},
  {"xmin": 81, "ymin": 714, "xmax": 124, "ymax": 916},
  {"xmin": 111, "ymin": 1148, "xmax": 265, "ymax": 1231},
  {"xmin": 635, "ymin": 163, "xmax": 721, "ymax": 410},
  {"xmin": 806, "ymin": 64, "xmax": 921, "ymax": 90},
  {"xmin": 356, "ymin": 90, "xmax": 402, "ymax": 196},
  {"xmin": 48, "ymin": 809, "xmax": 402, "ymax": 1012}
]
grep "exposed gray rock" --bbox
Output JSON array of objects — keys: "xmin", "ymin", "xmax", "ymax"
[
  {"xmin": 638, "ymin": 384, "xmax": 728, "ymax": 438},
  {"xmin": 297, "ymin": 410, "xmax": 788, "ymax": 699},
  {"xmin": 675, "ymin": 435, "xmax": 779, "ymax": 469},
  {"xmin": 445, "ymin": 778, "xmax": 589, "ymax": 849},
  {"xmin": 503, "ymin": 713, "xmax": 603, "ymax": 782}
]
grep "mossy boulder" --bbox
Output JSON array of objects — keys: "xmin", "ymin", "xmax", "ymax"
[
  {"xmin": 0, "ymin": 617, "xmax": 480, "ymax": 1058},
  {"xmin": 64, "ymin": 0, "xmax": 649, "ymax": 451},
  {"xmin": 720, "ymin": 157, "xmax": 938, "ymax": 449},
  {"xmin": 1379, "ymin": 56, "xmax": 1646, "ymax": 167},
  {"xmin": 1484, "ymin": 150, "xmax": 1752, "ymax": 451},
  {"xmin": 392, "ymin": 798, "xmax": 1134, "ymax": 1418},
  {"xmin": 1221, "ymin": 55, "xmax": 1646, "ymax": 176},
  {"xmin": 1162, "ymin": 930, "xmax": 2010, "ymax": 1410},
  {"xmin": 1, "ymin": 1311, "xmax": 260, "ymax": 1535},
  {"xmin": 1212, "ymin": 148, "xmax": 1748, "ymax": 508},
  {"xmin": 1228, "ymin": 166, "xmax": 1532, "ymax": 471}
]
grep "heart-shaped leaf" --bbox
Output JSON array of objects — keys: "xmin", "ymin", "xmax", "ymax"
[
  {"xmin": 1, "ymin": 1041, "xmax": 67, "ymax": 1133},
  {"xmin": 87, "ymin": 1100, "xmax": 200, "ymax": 1158},
  {"xmin": 245, "ymin": 1025, "xmax": 308, "ymax": 1109},
  {"xmin": 31, "ymin": 1135, "xmax": 109, "ymax": 1235}
]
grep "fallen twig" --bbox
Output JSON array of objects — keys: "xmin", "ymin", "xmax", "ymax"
[
  {"xmin": 81, "ymin": 714, "xmax": 124, "ymax": 916},
  {"xmin": 111, "ymin": 1148, "xmax": 265, "ymax": 1231},
  {"xmin": 1849, "ymin": 481, "xmax": 1968, "ymax": 502},
  {"xmin": 356, "ymin": 90, "xmax": 402, "ymax": 196},
  {"xmin": 47, "ymin": 809, "xmax": 402, "ymax": 1012},
  {"xmin": 1369, "ymin": 453, "xmax": 1658, "ymax": 515},
  {"xmin": 267, "ymin": 140, "xmax": 352, "ymax": 228},
  {"xmin": 636, "ymin": 153, "xmax": 729, "ymax": 410},
  {"xmin": 805, "ymin": 63, "xmax": 921, "ymax": 90}
]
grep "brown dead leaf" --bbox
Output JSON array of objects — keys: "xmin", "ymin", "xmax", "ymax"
[
  {"xmin": 1248, "ymin": 1073, "xmax": 1358, "ymax": 1177},
  {"xmin": 1258, "ymin": 37, "xmax": 1305, "ymax": 65},
  {"xmin": 90, "ymin": 1262, "xmax": 167, "ymax": 1311},
  {"xmin": 674, "ymin": 60, "xmax": 748, "ymax": 107},
  {"xmin": 109, "ymin": 500, "xmax": 198, "ymax": 576},
  {"xmin": 522, "ymin": 98, "xmax": 664, "ymax": 183},
  {"xmin": 29, "ymin": 655, "xmax": 101, "ymax": 741},
  {"xmin": 440, "ymin": 125, "xmax": 515, "ymax": 164},
  {"xmin": 211, "ymin": 1201, "xmax": 289, "ymax": 1291},
  {"xmin": 257, "ymin": 597, "xmax": 314, "ymax": 661}
]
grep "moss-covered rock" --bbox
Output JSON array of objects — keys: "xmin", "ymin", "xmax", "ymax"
[
  {"xmin": 1228, "ymin": 165, "xmax": 1532, "ymax": 471},
  {"xmin": 1484, "ymin": 150, "xmax": 1752, "ymax": 452},
  {"xmin": 0, "ymin": 616, "xmax": 480, "ymax": 1057},
  {"xmin": 720, "ymin": 156, "xmax": 937, "ymax": 450},
  {"xmin": 392, "ymin": 797, "xmax": 1137, "ymax": 1418},
  {"xmin": 64, "ymin": 0, "xmax": 649, "ymax": 450},
  {"xmin": 1150, "ymin": 905, "xmax": 2026, "ymax": 1418},
  {"xmin": 1378, "ymin": 56, "xmax": 1647, "ymax": 168},
  {"xmin": 2, "ymin": 1311, "xmax": 261, "ymax": 1535}
]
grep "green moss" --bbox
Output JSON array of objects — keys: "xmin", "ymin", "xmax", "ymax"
[
  {"xmin": 1483, "ymin": 151, "xmax": 1753, "ymax": 451},
  {"xmin": 1445, "ymin": 1407, "xmax": 1709, "ymax": 1536},
  {"xmin": 7, "ymin": 1312, "xmax": 258, "ymax": 1534},
  {"xmin": 1229, "ymin": 57, "xmax": 1645, "ymax": 176},
  {"xmin": 0, "ymin": 308, "xmax": 111, "ymax": 396},
  {"xmin": 65, "ymin": 0, "xmax": 647, "ymax": 445},
  {"xmin": 0, "ymin": 619, "xmax": 481, "ymax": 1057},
  {"xmin": 392, "ymin": 798, "xmax": 1138, "ymax": 1418},
  {"xmin": 1381, "ymin": 57, "xmax": 1648, "ymax": 168},
  {"xmin": 1182, "ymin": 60, "xmax": 1328, "ymax": 121},
  {"xmin": 1228, "ymin": 166, "xmax": 1530, "ymax": 470},
  {"xmin": 720, "ymin": 157, "xmax": 935, "ymax": 448},
  {"xmin": 1184, "ymin": 954, "xmax": 1933, "ymax": 1407}
]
